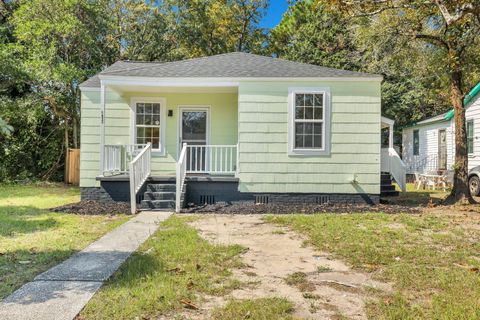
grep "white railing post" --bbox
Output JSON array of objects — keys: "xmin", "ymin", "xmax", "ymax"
[
  {"xmin": 176, "ymin": 143, "xmax": 187, "ymax": 213},
  {"xmin": 129, "ymin": 143, "xmax": 151, "ymax": 214}
]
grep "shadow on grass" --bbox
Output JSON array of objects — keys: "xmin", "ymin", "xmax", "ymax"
[
  {"xmin": 0, "ymin": 248, "xmax": 77, "ymax": 300},
  {"xmin": 382, "ymin": 189, "xmax": 447, "ymax": 207},
  {"xmin": 0, "ymin": 206, "xmax": 59, "ymax": 237},
  {"xmin": 0, "ymin": 248, "xmax": 160, "ymax": 303},
  {"xmin": 0, "ymin": 183, "xmax": 78, "ymax": 201}
]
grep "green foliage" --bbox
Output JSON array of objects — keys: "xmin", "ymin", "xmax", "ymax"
[
  {"xmin": 161, "ymin": 0, "xmax": 268, "ymax": 58},
  {"xmin": 0, "ymin": 0, "xmax": 269, "ymax": 181},
  {"xmin": 269, "ymin": 1, "xmax": 359, "ymax": 70},
  {"xmin": 0, "ymin": 116, "xmax": 13, "ymax": 137},
  {"xmin": 0, "ymin": 95, "xmax": 64, "ymax": 181},
  {"xmin": 1, "ymin": 0, "xmax": 478, "ymax": 182}
]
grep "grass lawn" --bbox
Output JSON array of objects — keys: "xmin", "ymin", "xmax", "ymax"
[
  {"xmin": 211, "ymin": 298, "xmax": 295, "ymax": 320},
  {"xmin": 266, "ymin": 207, "xmax": 480, "ymax": 319},
  {"xmin": 79, "ymin": 216, "xmax": 246, "ymax": 320},
  {"xmin": 0, "ymin": 183, "xmax": 129, "ymax": 299}
]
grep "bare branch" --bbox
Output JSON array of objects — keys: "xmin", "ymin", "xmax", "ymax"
[
  {"xmin": 414, "ymin": 33, "xmax": 449, "ymax": 50},
  {"xmin": 434, "ymin": 0, "xmax": 479, "ymax": 25}
]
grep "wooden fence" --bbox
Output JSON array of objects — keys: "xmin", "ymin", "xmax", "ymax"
[{"xmin": 66, "ymin": 148, "xmax": 80, "ymax": 185}]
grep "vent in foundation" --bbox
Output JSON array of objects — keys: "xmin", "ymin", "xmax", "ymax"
[
  {"xmin": 315, "ymin": 195, "xmax": 330, "ymax": 205},
  {"xmin": 255, "ymin": 195, "xmax": 269, "ymax": 204},
  {"xmin": 200, "ymin": 195, "xmax": 215, "ymax": 205}
]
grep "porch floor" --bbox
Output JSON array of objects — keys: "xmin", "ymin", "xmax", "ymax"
[{"xmin": 97, "ymin": 174, "xmax": 238, "ymax": 183}]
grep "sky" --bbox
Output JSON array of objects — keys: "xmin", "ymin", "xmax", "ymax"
[{"xmin": 259, "ymin": 0, "xmax": 290, "ymax": 29}]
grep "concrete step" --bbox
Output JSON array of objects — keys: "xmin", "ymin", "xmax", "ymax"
[
  {"xmin": 144, "ymin": 192, "xmax": 176, "ymax": 201},
  {"xmin": 381, "ymin": 190, "xmax": 400, "ymax": 197},
  {"xmin": 140, "ymin": 200, "xmax": 175, "ymax": 210},
  {"xmin": 380, "ymin": 185, "xmax": 396, "ymax": 192},
  {"xmin": 146, "ymin": 184, "xmax": 176, "ymax": 192}
]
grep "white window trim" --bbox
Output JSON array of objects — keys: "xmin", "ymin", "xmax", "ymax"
[
  {"xmin": 130, "ymin": 97, "xmax": 167, "ymax": 156},
  {"xmin": 288, "ymin": 87, "xmax": 331, "ymax": 156},
  {"xmin": 467, "ymin": 118, "xmax": 474, "ymax": 155}
]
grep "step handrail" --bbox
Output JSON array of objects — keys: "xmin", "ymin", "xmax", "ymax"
[
  {"xmin": 129, "ymin": 143, "xmax": 152, "ymax": 214},
  {"xmin": 176, "ymin": 143, "xmax": 188, "ymax": 213},
  {"xmin": 388, "ymin": 147, "xmax": 407, "ymax": 192}
]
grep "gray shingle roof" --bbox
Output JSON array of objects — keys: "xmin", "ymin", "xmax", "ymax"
[{"xmin": 79, "ymin": 52, "xmax": 381, "ymax": 88}]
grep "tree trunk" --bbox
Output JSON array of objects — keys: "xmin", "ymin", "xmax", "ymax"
[
  {"xmin": 450, "ymin": 70, "xmax": 470, "ymax": 203},
  {"xmin": 72, "ymin": 116, "xmax": 78, "ymax": 149},
  {"xmin": 63, "ymin": 118, "xmax": 69, "ymax": 183}
]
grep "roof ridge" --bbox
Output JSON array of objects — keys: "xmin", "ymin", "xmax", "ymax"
[{"xmin": 101, "ymin": 52, "xmax": 245, "ymax": 75}]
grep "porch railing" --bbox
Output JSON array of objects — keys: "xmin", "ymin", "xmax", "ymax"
[
  {"xmin": 176, "ymin": 143, "xmax": 188, "ymax": 213},
  {"xmin": 408, "ymin": 154, "xmax": 439, "ymax": 174},
  {"xmin": 381, "ymin": 147, "xmax": 406, "ymax": 192},
  {"xmin": 103, "ymin": 144, "xmax": 147, "ymax": 175},
  {"xmin": 129, "ymin": 143, "xmax": 152, "ymax": 214},
  {"xmin": 186, "ymin": 145, "xmax": 237, "ymax": 174}
]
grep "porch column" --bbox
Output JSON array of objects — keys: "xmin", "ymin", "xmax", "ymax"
[
  {"xmin": 389, "ymin": 123, "xmax": 394, "ymax": 149},
  {"xmin": 99, "ymin": 83, "xmax": 105, "ymax": 176}
]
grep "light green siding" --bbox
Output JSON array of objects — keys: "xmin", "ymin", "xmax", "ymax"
[
  {"xmin": 237, "ymin": 81, "xmax": 381, "ymax": 194},
  {"xmin": 80, "ymin": 90, "xmax": 238, "ymax": 187},
  {"xmin": 81, "ymin": 80, "xmax": 381, "ymax": 195}
]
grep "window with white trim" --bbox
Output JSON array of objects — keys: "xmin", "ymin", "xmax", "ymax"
[
  {"xmin": 135, "ymin": 102, "xmax": 162, "ymax": 150},
  {"xmin": 467, "ymin": 119, "xmax": 474, "ymax": 154},
  {"xmin": 413, "ymin": 129, "xmax": 419, "ymax": 156},
  {"xmin": 289, "ymin": 88, "xmax": 330, "ymax": 155}
]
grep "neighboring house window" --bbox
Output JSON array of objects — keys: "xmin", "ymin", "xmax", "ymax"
[
  {"xmin": 413, "ymin": 129, "xmax": 419, "ymax": 155},
  {"xmin": 288, "ymin": 88, "xmax": 330, "ymax": 155},
  {"xmin": 133, "ymin": 100, "xmax": 165, "ymax": 154},
  {"xmin": 467, "ymin": 119, "xmax": 474, "ymax": 154}
]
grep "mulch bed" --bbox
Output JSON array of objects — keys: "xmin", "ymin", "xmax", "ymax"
[
  {"xmin": 50, "ymin": 200, "xmax": 131, "ymax": 215},
  {"xmin": 181, "ymin": 202, "xmax": 421, "ymax": 214}
]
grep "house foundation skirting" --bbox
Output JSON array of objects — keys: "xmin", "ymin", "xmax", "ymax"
[
  {"xmin": 80, "ymin": 181, "xmax": 147, "ymax": 203},
  {"xmin": 81, "ymin": 179, "xmax": 379, "ymax": 205},
  {"xmin": 249, "ymin": 193, "xmax": 379, "ymax": 205}
]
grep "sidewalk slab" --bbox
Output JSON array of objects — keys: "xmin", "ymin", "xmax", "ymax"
[
  {"xmin": 0, "ymin": 281, "xmax": 102, "ymax": 320},
  {"xmin": 0, "ymin": 211, "xmax": 172, "ymax": 320}
]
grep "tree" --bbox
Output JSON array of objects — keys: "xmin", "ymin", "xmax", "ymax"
[
  {"xmin": 0, "ymin": 116, "xmax": 13, "ymax": 137},
  {"xmin": 329, "ymin": 0, "xmax": 480, "ymax": 202},
  {"xmin": 269, "ymin": 0, "xmax": 359, "ymax": 70},
  {"xmin": 160, "ymin": 0, "xmax": 268, "ymax": 58}
]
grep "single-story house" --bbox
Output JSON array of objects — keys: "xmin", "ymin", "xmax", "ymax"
[
  {"xmin": 402, "ymin": 82, "xmax": 480, "ymax": 174},
  {"xmin": 79, "ymin": 52, "xmax": 406, "ymax": 213}
]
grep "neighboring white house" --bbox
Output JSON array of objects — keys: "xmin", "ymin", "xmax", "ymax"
[{"xmin": 402, "ymin": 82, "xmax": 480, "ymax": 174}]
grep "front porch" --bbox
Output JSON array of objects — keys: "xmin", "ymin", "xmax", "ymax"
[
  {"xmin": 96, "ymin": 83, "xmax": 241, "ymax": 213},
  {"xmin": 100, "ymin": 143, "xmax": 239, "ymax": 213}
]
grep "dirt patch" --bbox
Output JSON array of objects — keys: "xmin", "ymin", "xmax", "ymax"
[
  {"xmin": 50, "ymin": 200, "xmax": 131, "ymax": 215},
  {"xmin": 182, "ymin": 202, "xmax": 420, "ymax": 215},
  {"xmin": 184, "ymin": 215, "xmax": 391, "ymax": 319}
]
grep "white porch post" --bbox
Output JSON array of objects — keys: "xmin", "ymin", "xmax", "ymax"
[
  {"xmin": 99, "ymin": 83, "xmax": 106, "ymax": 176},
  {"xmin": 389, "ymin": 123, "xmax": 394, "ymax": 149}
]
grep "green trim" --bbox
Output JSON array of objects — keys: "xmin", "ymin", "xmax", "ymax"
[
  {"xmin": 444, "ymin": 109, "xmax": 454, "ymax": 120},
  {"xmin": 402, "ymin": 81, "xmax": 480, "ymax": 129},
  {"xmin": 444, "ymin": 82, "xmax": 480, "ymax": 121},
  {"xmin": 464, "ymin": 82, "xmax": 480, "ymax": 106}
]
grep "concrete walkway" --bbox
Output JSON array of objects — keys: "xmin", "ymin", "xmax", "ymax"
[{"xmin": 0, "ymin": 211, "xmax": 172, "ymax": 320}]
